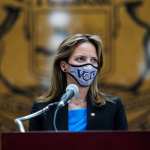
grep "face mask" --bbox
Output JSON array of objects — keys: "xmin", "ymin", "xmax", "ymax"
[{"xmin": 67, "ymin": 63, "xmax": 98, "ymax": 87}]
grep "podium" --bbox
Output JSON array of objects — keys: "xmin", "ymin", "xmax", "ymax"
[{"xmin": 0, "ymin": 132, "xmax": 150, "ymax": 150}]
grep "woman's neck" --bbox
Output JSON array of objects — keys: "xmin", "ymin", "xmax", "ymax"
[
  {"xmin": 68, "ymin": 85, "xmax": 88, "ymax": 110},
  {"xmin": 78, "ymin": 86, "xmax": 89, "ymax": 100}
]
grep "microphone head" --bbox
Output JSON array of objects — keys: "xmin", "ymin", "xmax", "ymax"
[{"xmin": 66, "ymin": 84, "xmax": 79, "ymax": 98}]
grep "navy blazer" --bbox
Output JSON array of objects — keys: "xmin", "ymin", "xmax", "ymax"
[{"xmin": 29, "ymin": 95, "xmax": 128, "ymax": 131}]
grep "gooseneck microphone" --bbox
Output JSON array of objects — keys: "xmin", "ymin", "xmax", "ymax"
[
  {"xmin": 14, "ymin": 84, "xmax": 79, "ymax": 132},
  {"xmin": 57, "ymin": 84, "xmax": 79, "ymax": 108}
]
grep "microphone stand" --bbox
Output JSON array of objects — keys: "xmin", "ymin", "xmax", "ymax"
[
  {"xmin": 53, "ymin": 105, "xmax": 60, "ymax": 132},
  {"xmin": 14, "ymin": 102, "xmax": 58, "ymax": 132}
]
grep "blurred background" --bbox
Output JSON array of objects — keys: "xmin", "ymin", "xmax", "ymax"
[{"xmin": 0, "ymin": 0, "xmax": 150, "ymax": 132}]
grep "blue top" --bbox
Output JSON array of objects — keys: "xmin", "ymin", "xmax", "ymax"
[{"xmin": 68, "ymin": 108, "xmax": 87, "ymax": 132}]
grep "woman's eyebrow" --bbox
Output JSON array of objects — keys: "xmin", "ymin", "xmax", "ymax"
[
  {"xmin": 74, "ymin": 55, "xmax": 86, "ymax": 57},
  {"xmin": 91, "ymin": 56, "xmax": 98, "ymax": 59}
]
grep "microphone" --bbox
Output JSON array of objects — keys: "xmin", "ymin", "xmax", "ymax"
[{"xmin": 57, "ymin": 84, "xmax": 79, "ymax": 108}]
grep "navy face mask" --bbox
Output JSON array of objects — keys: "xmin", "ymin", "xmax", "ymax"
[{"xmin": 67, "ymin": 63, "xmax": 98, "ymax": 87}]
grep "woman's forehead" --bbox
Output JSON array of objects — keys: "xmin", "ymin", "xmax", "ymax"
[{"xmin": 71, "ymin": 42, "xmax": 97, "ymax": 56}]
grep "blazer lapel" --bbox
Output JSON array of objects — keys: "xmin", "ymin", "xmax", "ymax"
[
  {"xmin": 86, "ymin": 95, "xmax": 93, "ymax": 130},
  {"xmin": 56, "ymin": 104, "xmax": 68, "ymax": 131},
  {"xmin": 86, "ymin": 95, "xmax": 98, "ymax": 130}
]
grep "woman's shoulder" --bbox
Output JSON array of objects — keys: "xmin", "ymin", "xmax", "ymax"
[
  {"xmin": 32, "ymin": 100, "xmax": 50, "ymax": 107},
  {"xmin": 93, "ymin": 93, "xmax": 125, "ymax": 114},
  {"xmin": 104, "ymin": 94, "xmax": 122, "ymax": 103},
  {"xmin": 98, "ymin": 92, "xmax": 124, "ymax": 107},
  {"xmin": 31, "ymin": 97, "xmax": 56, "ymax": 111},
  {"xmin": 102, "ymin": 94, "xmax": 126, "ymax": 112}
]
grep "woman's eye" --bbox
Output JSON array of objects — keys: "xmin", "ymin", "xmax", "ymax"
[
  {"xmin": 91, "ymin": 58, "xmax": 98, "ymax": 63},
  {"xmin": 76, "ymin": 57, "xmax": 85, "ymax": 62}
]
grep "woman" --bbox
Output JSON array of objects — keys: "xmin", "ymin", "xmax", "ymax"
[{"xmin": 29, "ymin": 34, "xmax": 128, "ymax": 131}]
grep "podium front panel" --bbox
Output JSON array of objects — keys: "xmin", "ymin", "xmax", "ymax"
[{"xmin": 1, "ymin": 132, "xmax": 150, "ymax": 150}]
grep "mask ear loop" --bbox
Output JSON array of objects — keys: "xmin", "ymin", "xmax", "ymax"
[{"xmin": 60, "ymin": 60, "xmax": 68, "ymax": 72}]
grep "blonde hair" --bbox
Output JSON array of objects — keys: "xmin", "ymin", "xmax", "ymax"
[{"xmin": 39, "ymin": 34, "xmax": 106, "ymax": 105}]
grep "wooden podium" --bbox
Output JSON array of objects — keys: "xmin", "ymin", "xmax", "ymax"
[{"xmin": 0, "ymin": 132, "xmax": 150, "ymax": 150}]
